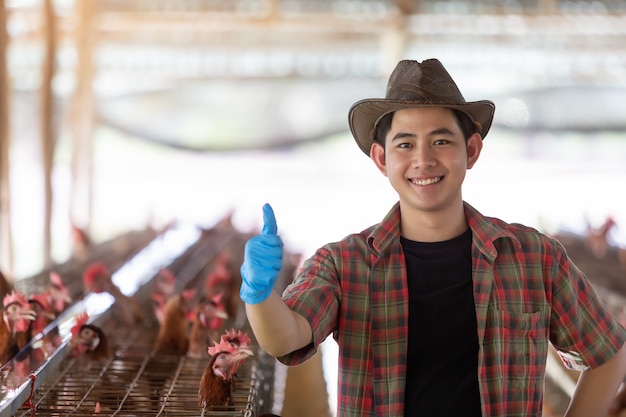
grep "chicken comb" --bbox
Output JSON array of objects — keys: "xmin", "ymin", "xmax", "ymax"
[
  {"xmin": 205, "ymin": 265, "xmax": 230, "ymax": 286},
  {"xmin": 208, "ymin": 338, "xmax": 234, "ymax": 356},
  {"xmin": 221, "ymin": 328, "xmax": 251, "ymax": 348},
  {"xmin": 71, "ymin": 312, "xmax": 89, "ymax": 337},
  {"xmin": 3, "ymin": 290, "xmax": 29, "ymax": 308},
  {"xmin": 50, "ymin": 272, "xmax": 69, "ymax": 293},
  {"xmin": 28, "ymin": 293, "xmax": 51, "ymax": 311},
  {"xmin": 182, "ymin": 288, "xmax": 197, "ymax": 301},
  {"xmin": 157, "ymin": 268, "xmax": 176, "ymax": 284},
  {"xmin": 83, "ymin": 262, "xmax": 109, "ymax": 286},
  {"xmin": 210, "ymin": 292, "xmax": 223, "ymax": 305},
  {"xmin": 215, "ymin": 253, "xmax": 230, "ymax": 272}
]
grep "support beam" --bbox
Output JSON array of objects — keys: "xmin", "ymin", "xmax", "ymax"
[
  {"xmin": 40, "ymin": 0, "xmax": 56, "ymax": 267},
  {"xmin": 380, "ymin": 4, "xmax": 410, "ymax": 77},
  {"xmin": 69, "ymin": 0, "xmax": 97, "ymax": 244},
  {"xmin": 0, "ymin": 0, "xmax": 12, "ymax": 281}
]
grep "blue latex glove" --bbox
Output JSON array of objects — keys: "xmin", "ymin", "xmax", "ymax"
[{"xmin": 240, "ymin": 203, "xmax": 284, "ymax": 304}]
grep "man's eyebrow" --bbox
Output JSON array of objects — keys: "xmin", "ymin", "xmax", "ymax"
[
  {"xmin": 391, "ymin": 127, "xmax": 455, "ymax": 142},
  {"xmin": 391, "ymin": 132, "xmax": 415, "ymax": 141},
  {"xmin": 429, "ymin": 127, "xmax": 455, "ymax": 136}
]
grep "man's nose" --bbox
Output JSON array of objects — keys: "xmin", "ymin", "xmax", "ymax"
[{"xmin": 411, "ymin": 144, "xmax": 436, "ymax": 168}]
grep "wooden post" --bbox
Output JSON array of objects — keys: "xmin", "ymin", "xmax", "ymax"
[
  {"xmin": 0, "ymin": 0, "xmax": 13, "ymax": 281},
  {"xmin": 380, "ymin": 9, "xmax": 409, "ymax": 77},
  {"xmin": 70, "ymin": 0, "xmax": 96, "ymax": 240},
  {"xmin": 41, "ymin": 0, "xmax": 57, "ymax": 267}
]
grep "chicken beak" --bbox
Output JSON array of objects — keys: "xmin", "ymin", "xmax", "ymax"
[
  {"xmin": 20, "ymin": 308, "xmax": 37, "ymax": 322},
  {"xmin": 13, "ymin": 308, "xmax": 35, "ymax": 332},
  {"xmin": 235, "ymin": 348, "xmax": 254, "ymax": 359},
  {"xmin": 90, "ymin": 336, "xmax": 101, "ymax": 351}
]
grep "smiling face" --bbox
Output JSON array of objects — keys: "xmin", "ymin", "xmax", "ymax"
[{"xmin": 370, "ymin": 107, "xmax": 482, "ymax": 241}]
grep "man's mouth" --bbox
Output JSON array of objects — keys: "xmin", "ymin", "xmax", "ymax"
[{"xmin": 410, "ymin": 176, "xmax": 442, "ymax": 186}]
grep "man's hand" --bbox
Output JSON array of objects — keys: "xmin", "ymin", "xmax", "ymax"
[{"xmin": 240, "ymin": 203, "xmax": 284, "ymax": 304}]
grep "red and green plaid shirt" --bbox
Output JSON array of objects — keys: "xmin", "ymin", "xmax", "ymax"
[{"xmin": 279, "ymin": 202, "xmax": 626, "ymax": 417}]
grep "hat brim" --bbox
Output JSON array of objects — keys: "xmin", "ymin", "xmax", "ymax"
[{"xmin": 348, "ymin": 99, "xmax": 496, "ymax": 156}]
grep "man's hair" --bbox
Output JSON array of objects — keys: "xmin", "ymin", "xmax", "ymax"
[{"xmin": 373, "ymin": 109, "xmax": 479, "ymax": 149}]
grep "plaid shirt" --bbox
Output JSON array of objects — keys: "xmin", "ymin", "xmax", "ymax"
[{"xmin": 279, "ymin": 202, "xmax": 626, "ymax": 417}]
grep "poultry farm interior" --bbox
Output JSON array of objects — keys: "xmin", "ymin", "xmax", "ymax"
[
  {"xmin": 1, "ymin": 214, "xmax": 625, "ymax": 417},
  {"xmin": 0, "ymin": 217, "xmax": 303, "ymax": 416},
  {"xmin": 1, "ymin": 1, "xmax": 626, "ymax": 416}
]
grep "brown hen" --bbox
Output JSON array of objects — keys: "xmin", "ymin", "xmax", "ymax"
[
  {"xmin": 198, "ymin": 331, "xmax": 253, "ymax": 408},
  {"xmin": 0, "ymin": 291, "xmax": 36, "ymax": 365},
  {"xmin": 187, "ymin": 292, "xmax": 229, "ymax": 359},
  {"xmin": 154, "ymin": 289, "xmax": 196, "ymax": 355},
  {"xmin": 82, "ymin": 262, "xmax": 146, "ymax": 326}
]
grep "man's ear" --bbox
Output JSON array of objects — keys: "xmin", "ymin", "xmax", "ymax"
[
  {"xmin": 466, "ymin": 133, "xmax": 483, "ymax": 169},
  {"xmin": 370, "ymin": 142, "xmax": 388, "ymax": 177}
]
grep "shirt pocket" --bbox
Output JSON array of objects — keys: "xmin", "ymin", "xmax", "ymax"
[{"xmin": 484, "ymin": 308, "xmax": 549, "ymax": 388}]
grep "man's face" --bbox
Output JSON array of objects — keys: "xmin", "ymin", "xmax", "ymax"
[{"xmin": 370, "ymin": 107, "xmax": 481, "ymax": 217}]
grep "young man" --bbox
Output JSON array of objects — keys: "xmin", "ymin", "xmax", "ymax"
[{"xmin": 239, "ymin": 59, "xmax": 626, "ymax": 417}]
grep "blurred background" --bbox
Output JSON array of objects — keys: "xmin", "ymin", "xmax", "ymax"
[
  {"xmin": 2, "ymin": 0, "xmax": 626, "ymax": 281},
  {"xmin": 0, "ymin": 0, "xmax": 626, "ymax": 415}
]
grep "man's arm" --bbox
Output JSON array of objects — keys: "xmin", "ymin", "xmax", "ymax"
[
  {"xmin": 564, "ymin": 343, "xmax": 626, "ymax": 417},
  {"xmin": 239, "ymin": 203, "xmax": 314, "ymax": 358},
  {"xmin": 245, "ymin": 291, "xmax": 313, "ymax": 357}
]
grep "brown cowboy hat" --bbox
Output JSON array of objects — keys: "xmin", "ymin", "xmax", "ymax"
[{"xmin": 348, "ymin": 59, "xmax": 496, "ymax": 156}]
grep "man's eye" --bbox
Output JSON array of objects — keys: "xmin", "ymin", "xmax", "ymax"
[
  {"xmin": 398, "ymin": 142, "xmax": 412, "ymax": 149},
  {"xmin": 434, "ymin": 139, "xmax": 449, "ymax": 145}
]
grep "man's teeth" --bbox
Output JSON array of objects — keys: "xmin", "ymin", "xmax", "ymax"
[{"xmin": 412, "ymin": 177, "xmax": 441, "ymax": 186}]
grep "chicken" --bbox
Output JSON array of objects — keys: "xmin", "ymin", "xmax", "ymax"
[
  {"xmin": 25, "ymin": 293, "xmax": 62, "ymax": 361},
  {"xmin": 219, "ymin": 328, "xmax": 251, "ymax": 352},
  {"xmin": 151, "ymin": 268, "xmax": 177, "ymax": 325},
  {"xmin": 82, "ymin": 262, "xmax": 145, "ymax": 326},
  {"xmin": 27, "ymin": 293, "xmax": 56, "ymax": 339},
  {"xmin": 49, "ymin": 313, "xmax": 112, "ymax": 412},
  {"xmin": 71, "ymin": 223, "xmax": 91, "ymax": 259},
  {"xmin": 199, "ymin": 331, "xmax": 254, "ymax": 408},
  {"xmin": 0, "ymin": 269, "xmax": 13, "ymax": 299},
  {"xmin": 204, "ymin": 250, "xmax": 240, "ymax": 320},
  {"xmin": 205, "ymin": 256, "xmax": 229, "ymax": 285},
  {"xmin": 154, "ymin": 289, "xmax": 196, "ymax": 355},
  {"xmin": 0, "ymin": 291, "xmax": 36, "ymax": 365},
  {"xmin": 154, "ymin": 269, "xmax": 176, "ymax": 298},
  {"xmin": 585, "ymin": 216, "xmax": 616, "ymax": 259},
  {"xmin": 151, "ymin": 292, "xmax": 167, "ymax": 327},
  {"xmin": 187, "ymin": 292, "xmax": 229, "ymax": 359},
  {"xmin": 46, "ymin": 272, "xmax": 72, "ymax": 315},
  {"xmin": 68, "ymin": 312, "xmax": 109, "ymax": 372}
]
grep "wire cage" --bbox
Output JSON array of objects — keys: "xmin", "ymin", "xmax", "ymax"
[
  {"xmin": 0, "ymin": 222, "xmax": 278, "ymax": 417},
  {"xmin": 11, "ymin": 322, "xmax": 275, "ymax": 417}
]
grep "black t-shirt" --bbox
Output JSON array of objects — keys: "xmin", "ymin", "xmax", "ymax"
[{"xmin": 401, "ymin": 228, "xmax": 482, "ymax": 417}]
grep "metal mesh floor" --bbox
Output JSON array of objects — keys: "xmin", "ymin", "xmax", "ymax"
[
  {"xmin": 2, "ymin": 223, "xmax": 276, "ymax": 417},
  {"xmin": 15, "ymin": 321, "xmax": 272, "ymax": 417}
]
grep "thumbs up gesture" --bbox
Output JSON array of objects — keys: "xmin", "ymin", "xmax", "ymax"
[{"xmin": 240, "ymin": 204, "xmax": 284, "ymax": 304}]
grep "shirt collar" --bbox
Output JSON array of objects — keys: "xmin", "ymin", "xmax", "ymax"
[
  {"xmin": 464, "ymin": 201, "xmax": 522, "ymax": 261},
  {"xmin": 367, "ymin": 201, "xmax": 521, "ymax": 260},
  {"xmin": 367, "ymin": 202, "xmax": 401, "ymax": 257}
]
